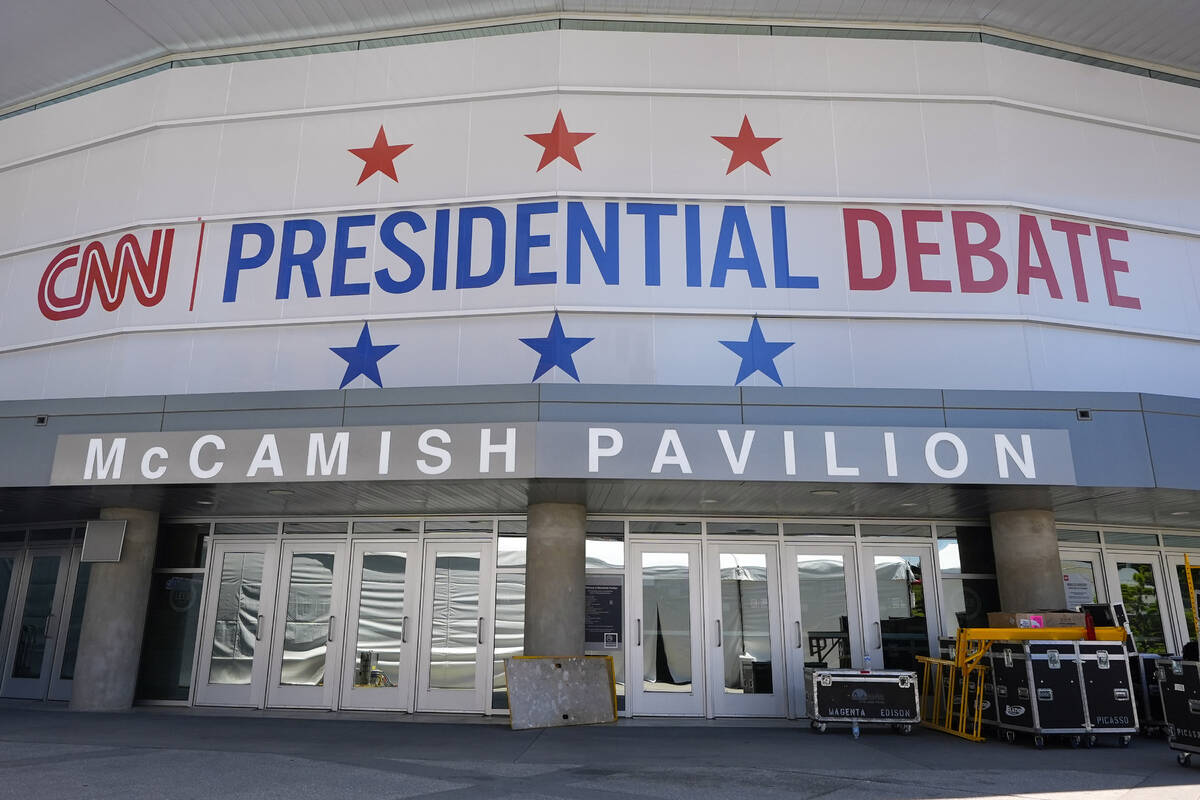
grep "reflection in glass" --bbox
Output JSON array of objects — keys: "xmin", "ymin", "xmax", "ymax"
[
  {"xmin": 428, "ymin": 553, "xmax": 481, "ymax": 690},
  {"xmin": 280, "ymin": 552, "xmax": 335, "ymax": 686},
  {"xmin": 874, "ymin": 554, "xmax": 929, "ymax": 670},
  {"xmin": 12, "ymin": 556, "xmax": 61, "ymax": 679},
  {"xmin": 797, "ymin": 554, "xmax": 851, "ymax": 668},
  {"xmin": 0, "ymin": 558, "xmax": 13, "ymax": 635},
  {"xmin": 352, "ymin": 553, "xmax": 406, "ymax": 689},
  {"xmin": 59, "ymin": 563, "xmax": 92, "ymax": 680},
  {"xmin": 1177, "ymin": 564, "xmax": 1200, "ymax": 641},
  {"xmin": 586, "ymin": 537, "xmax": 625, "ymax": 710},
  {"xmin": 940, "ymin": 578, "xmax": 1000, "ymax": 637},
  {"xmin": 137, "ymin": 573, "xmax": 204, "ymax": 701},
  {"xmin": 719, "ymin": 553, "xmax": 772, "ymax": 694},
  {"xmin": 492, "ymin": 573, "xmax": 525, "ymax": 708},
  {"xmin": 208, "ymin": 552, "xmax": 264, "ymax": 685},
  {"xmin": 642, "ymin": 552, "xmax": 692, "ymax": 692},
  {"xmin": 1118, "ymin": 562, "xmax": 1167, "ymax": 655}
]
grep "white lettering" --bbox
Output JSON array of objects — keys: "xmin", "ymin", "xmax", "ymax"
[
  {"xmin": 307, "ymin": 431, "xmax": 349, "ymax": 476},
  {"xmin": 926, "ymin": 432, "xmax": 968, "ymax": 479},
  {"xmin": 824, "ymin": 431, "xmax": 860, "ymax": 477},
  {"xmin": 783, "ymin": 430, "xmax": 796, "ymax": 476},
  {"xmin": 883, "ymin": 431, "xmax": 898, "ymax": 477},
  {"xmin": 717, "ymin": 429, "xmax": 755, "ymax": 475},
  {"xmin": 417, "ymin": 429, "xmax": 452, "ymax": 475},
  {"xmin": 246, "ymin": 434, "xmax": 283, "ymax": 478},
  {"xmin": 479, "ymin": 427, "xmax": 517, "ymax": 473},
  {"xmin": 84, "ymin": 437, "xmax": 126, "ymax": 480},
  {"xmin": 995, "ymin": 433, "xmax": 1036, "ymax": 479},
  {"xmin": 140, "ymin": 446, "xmax": 168, "ymax": 480},
  {"xmin": 651, "ymin": 429, "xmax": 693, "ymax": 474},
  {"xmin": 378, "ymin": 430, "xmax": 391, "ymax": 475},
  {"xmin": 588, "ymin": 428, "xmax": 624, "ymax": 472},
  {"xmin": 189, "ymin": 435, "xmax": 225, "ymax": 479}
]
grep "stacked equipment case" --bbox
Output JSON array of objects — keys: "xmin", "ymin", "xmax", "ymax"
[
  {"xmin": 1156, "ymin": 658, "xmax": 1200, "ymax": 767},
  {"xmin": 986, "ymin": 640, "xmax": 1138, "ymax": 748}
]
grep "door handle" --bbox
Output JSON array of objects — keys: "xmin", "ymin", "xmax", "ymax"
[
  {"xmin": 478, "ymin": 617, "xmax": 485, "ymax": 645},
  {"xmin": 716, "ymin": 619, "xmax": 722, "ymax": 646},
  {"xmin": 636, "ymin": 618, "xmax": 642, "ymax": 647},
  {"xmin": 256, "ymin": 614, "xmax": 264, "ymax": 641},
  {"xmin": 43, "ymin": 615, "xmax": 55, "ymax": 638},
  {"xmin": 401, "ymin": 616, "xmax": 408, "ymax": 644},
  {"xmin": 327, "ymin": 615, "xmax": 336, "ymax": 643},
  {"xmin": 795, "ymin": 621, "xmax": 802, "ymax": 648},
  {"xmin": 874, "ymin": 621, "xmax": 882, "ymax": 650}
]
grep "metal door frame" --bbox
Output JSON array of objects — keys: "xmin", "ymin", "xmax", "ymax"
[
  {"xmin": 703, "ymin": 539, "xmax": 787, "ymax": 718},
  {"xmin": 193, "ymin": 537, "xmax": 281, "ymax": 708},
  {"xmin": 265, "ymin": 539, "xmax": 349, "ymax": 710},
  {"xmin": 1059, "ymin": 547, "xmax": 1109, "ymax": 608},
  {"xmin": 0, "ymin": 545, "xmax": 71, "ymax": 699},
  {"xmin": 627, "ymin": 539, "xmax": 706, "ymax": 717},
  {"xmin": 46, "ymin": 543, "xmax": 85, "ymax": 701},
  {"xmin": 1103, "ymin": 550, "xmax": 1177, "ymax": 655},
  {"xmin": 781, "ymin": 542, "xmax": 863, "ymax": 718},
  {"xmin": 414, "ymin": 539, "xmax": 496, "ymax": 713},
  {"xmin": 0, "ymin": 546, "xmax": 25, "ymax": 687},
  {"xmin": 338, "ymin": 539, "xmax": 422, "ymax": 712},
  {"xmin": 859, "ymin": 542, "xmax": 941, "ymax": 670}
]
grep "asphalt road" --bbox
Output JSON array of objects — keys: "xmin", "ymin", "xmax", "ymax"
[{"xmin": 0, "ymin": 705, "xmax": 1196, "ymax": 799}]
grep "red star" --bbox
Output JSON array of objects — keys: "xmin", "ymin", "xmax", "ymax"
[
  {"xmin": 525, "ymin": 110, "xmax": 595, "ymax": 171},
  {"xmin": 713, "ymin": 115, "xmax": 781, "ymax": 175},
  {"xmin": 348, "ymin": 126, "xmax": 412, "ymax": 185}
]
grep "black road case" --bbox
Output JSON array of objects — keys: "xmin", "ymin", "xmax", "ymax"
[
  {"xmin": 1156, "ymin": 658, "xmax": 1200, "ymax": 767},
  {"xmin": 1131, "ymin": 653, "xmax": 1169, "ymax": 735},
  {"xmin": 987, "ymin": 641, "xmax": 1137, "ymax": 748},
  {"xmin": 805, "ymin": 668, "xmax": 919, "ymax": 738}
]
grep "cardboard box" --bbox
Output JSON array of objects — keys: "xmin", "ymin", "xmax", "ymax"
[{"xmin": 987, "ymin": 611, "xmax": 1085, "ymax": 629}]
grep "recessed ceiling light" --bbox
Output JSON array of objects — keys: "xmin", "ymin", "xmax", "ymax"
[
  {"xmin": 899, "ymin": 502, "xmax": 918, "ymax": 508},
  {"xmin": 268, "ymin": 489, "xmax": 294, "ymax": 496},
  {"xmin": 195, "ymin": 499, "xmax": 214, "ymax": 506},
  {"xmin": 810, "ymin": 489, "xmax": 839, "ymax": 496},
  {"xmin": 701, "ymin": 498, "xmax": 719, "ymax": 504},
  {"xmin": 1170, "ymin": 510, "xmax": 1190, "ymax": 516}
]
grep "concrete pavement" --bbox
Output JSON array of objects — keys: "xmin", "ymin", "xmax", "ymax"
[{"xmin": 0, "ymin": 704, "xmax": 1196, "ymax": 799}]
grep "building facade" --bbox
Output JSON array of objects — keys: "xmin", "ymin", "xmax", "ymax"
[{"xmin": 1, "ymin": 7, "xmax": 1200, "ymax": 718}]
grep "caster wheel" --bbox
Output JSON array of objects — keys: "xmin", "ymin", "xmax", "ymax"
[
  {"xmin": 815, "ymin": 722, "xmax": 828, "ymax": 734},
  {"xmin": 1086, "ymin": 735, "xmax": 1097, "ymax": 749},
  {"xmin": 1119, "ymin": 736, "xmax": 1131, "ymax": 748},
  {"xmin": 901, "ymin": 724, "xmax": 913, "ymax": 736},
  {"xmin": 810, "ymin": 720, "xmax": 820, "ymax": 730},
  {"xmin": 1034, "ymin": 735, "xmax": 1046, "ymax": 750},
  {"xmin": 851, "ymin": 722, "xmax": 861, "ymax": 740},
  {"xmin": 1177, "ymin": 752, "xmax": 1191, "ymax": 767},
  {"xmin": 1004, "ymin": 730, "xmax": 1016, "ymax": 744},
  {"xmin": 1069, "ymin": 736, "xmax": 1082, "ymax": 749}
]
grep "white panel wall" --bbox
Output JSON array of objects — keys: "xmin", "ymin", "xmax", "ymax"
[{"xmin": 1, "ymin": 29, "xmax": 1199, "ymax": 400}]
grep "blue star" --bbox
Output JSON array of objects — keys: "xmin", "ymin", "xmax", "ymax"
[
  {"xmin": 719, "ymin": 318, "xmax": 794, "ymax": 386},
  {"xmin": 520, "ymin": 313, "xmax": 594, "ymax": 382},
  {"xmin": 330, "ymin": 322, "xmax": 398, "ymax": 389}
]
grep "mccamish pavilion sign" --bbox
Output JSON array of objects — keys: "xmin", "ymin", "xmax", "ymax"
[{"xmin": 51, "ymin": 423, "xmax": 1076, "ymax": 486}]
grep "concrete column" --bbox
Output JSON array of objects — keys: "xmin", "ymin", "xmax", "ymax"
[
  {"xmin": 989, "ymin": 508, "xmax": 1067, "ymax": 611},
  {"xmin": 70, "ymin": 507, "xmax": 159, "ymax": 711},
  {"xmin": 523, "ymin": 501, "xmax": 587, "ymax": 656}
]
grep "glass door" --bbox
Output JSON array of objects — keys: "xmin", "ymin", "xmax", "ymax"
[
  {"xmin": 628, "ymin": 542, "xmax": 704, "ymax": 716},
  {"xmin": 1166, "ymin": 554, "xmax": 1200, "ymax": 648},
  {"xmin": 1, "ymin": 547, "xmax": 71, "ymax": 699},
  {"xmin": 265, "ymin": 540, "xmax": 349, "ymax": 709},
  {"xmin": 1059, "ymin": 549, "xmax": 1107, "ymax": 609},
  {"xmin": 0, "ymin": 548, "xmax": 22, "ymax": 681},
  {"xmin": 47, "ymin": 545, "xmax": 89, "ymax": 701},
  {"xmin": 1105, "ymin": 552, "xmax": 1174, "ymax": 655},
  {"xmin": 704, "ymin": 542, "xmax": 786, "ymax": 717},
  {"xmin": 415, "ymin": 541, "xmax": 496, "ymax": 713},
  {"xmin": 860, "ymin": 544, "xmax": 939, "ymax": 671},
  {"xmin": 781, "ymin": 544, "xmax": 862, "ymax": 717},
  {"xmin": 340, "ymin": 540, "xmax": 421, "ymax": 711},
  {"xmin": 194, "ymin": 540, "xmax": 280, "ymax": 707}
]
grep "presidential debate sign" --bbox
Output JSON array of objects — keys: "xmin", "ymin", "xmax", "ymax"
[{"xmin": 3, "ymin": 83, "xmax": 1200, "ymax": 398}]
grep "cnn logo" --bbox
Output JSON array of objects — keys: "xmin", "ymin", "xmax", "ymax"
[{"xmin": 38, "ymin": 229, "xmax": 175, "ymax": 321}]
